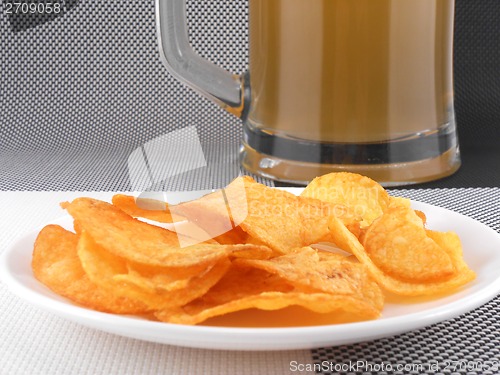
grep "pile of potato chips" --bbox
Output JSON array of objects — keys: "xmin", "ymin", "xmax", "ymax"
[{"xmin": 32, "ymin": 172, "xmax": 475, "ymax": 326}]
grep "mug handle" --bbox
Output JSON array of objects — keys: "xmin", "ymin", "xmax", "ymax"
[{"xmin": 156, "ymin": 0, "xmax": 248, "ymax": 118}]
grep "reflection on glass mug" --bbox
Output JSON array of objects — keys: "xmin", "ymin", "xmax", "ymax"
[{"xmin": 156, "ymin": 0, "xmax": 460, "ymax": 186}]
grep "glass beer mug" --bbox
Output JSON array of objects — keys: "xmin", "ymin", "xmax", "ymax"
[{"xmin": 156, "ymin": 0, "xmax": 460, "ymax": 186}]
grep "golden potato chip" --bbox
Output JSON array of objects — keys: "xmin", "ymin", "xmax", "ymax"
[
  {"xmin": 328, "ymin": 215, "xmax": 476, "ymax": 296},
  {"xmin": 113, "ymin": 258, "xmax": 232, "ymax": 309},
  {"xmin": 156, "ymin": 292, "xmax": 379, "ymax": 325},
  {"xmin": 172, "ymin": 176, "xmax": 351, "ymax": 254},
  {"xmin": 298, "ymin": 195, "xmax": 362, "ymax": 226},
  {"xmin": 415, "ymin": 210, "xmax": 427, "ymax": 225},
  {"xmin": 212, "ymin": 226, "xmax": 249, "ymax": 245},
  {"xmin": 62, "ymin": 197, "xmax": 267, "ymax": 267},
  {"xmin": 301, "ymin": 172, "xmax": 390, "ymax": 226},
  {"xmin": 426, "ymin": 230, "xmax": 475, "ymax": 279},
  {"xmin": 226, "ymin": 244, "xmax": 274, "ymax": 260},
  {"xmin": 235, "ymin": 247, "xmax": 383, "ymax": 311},
  {"xmin": 297, "ymin": 195, "xmax": 362, "ymax": 242},
  {"xmin": 155, "ymin": 262, "xmax": 381, "ymax": 325},
  {"xmin": 388, "ymin": 196, "xmax": 411, "ymax": 209},
  {"xmin": 361, "ymin": 206, "xmax": 454, "ymax": 282},
  {"xmin": 112, "ymin": 194, "xmax": 175, "ymax": 223},
  {"xmin": 168, "ymin": 188, "xmax": 237, "ymax": 240},
  {"xmin": 112, "ymin": 254, "xmax": 216, "ymax": 294},
  {"xmin": 72, "ymin": 220, "xmax": 83, "ymax": 235},
  {"xmin": 387, "ymin": 196, "xmax": 427, "ymax": 224},
  {"xmin": 77, "ymin": 231, "xmax": 231, "ymax": 309},
  {"xmin": 32, "ymin": 225, "xmax": 149, "ymax": 314}
]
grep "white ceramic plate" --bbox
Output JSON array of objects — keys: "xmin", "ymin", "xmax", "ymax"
[{"xmin": 1, "ymin": 190, "xmax": 500, "ymax": 351}]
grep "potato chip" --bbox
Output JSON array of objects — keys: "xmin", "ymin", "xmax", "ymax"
[
  {"xmin": 361, "ymin": 206, "xmax": 454, "ymax": 282},
  {"xmin": 112, "ymin": 194, "xmax": 175, "ymax": 223},
  {"xmin": 235, "ymin": 247, "xmax": 383, "ymax": 311},
  {"xmin": 415, "ymin": 210, "xmax": 427, "ymax": 225},
  {"xmin": 156, "ymin": 292, "xmax": 380, "ymax": 325},
  {"xmin": 32, "ymin": 225, "xmax": 149, "ymax": 314},
  {"xmin": 298, "ymin": 195, "xmax": 362, "ymax": 241},
  {"xmin": 168, "ymin": 188, "xmax": 237, "ymax": 240},
  {"xmin": 63, "ymin": 197, "xmax": 268, "ymax": 267},
  {"xmin": 77, "ymin": 231, "xmax": 231, "ymax": 309},
  {"xmin": 72, "ymin": 220, "xmax": 83, "ymax": 235},
  {"xmin": 121, "ymin": 262, "xmax": 210, "ymax": 294},
  {"xmin": 388, "ymin": 196, "xmax": 427, "ymax": 224},
  {"xmin": 426, "ymin": 230, "xmax": 476, "ymax": 279},
  {"xmin": 301, "ymin": 172, "xmax": 390, "ymax": 226},
  {"xmin": 172, "ymin": 176, "xmax": 352, "ymax": 254},
  {"xmin": 212, "ymin": 226, "xmax": 249, "ymax": 245},
  {"xmin": 155, "ymin": 262, "xmax": 381, "ymax": 325},
  {"xmin": 388, "ymin": 196, "xmax": 411, "ymax": 209},
  {"xmin": 327, "ymin": 215, "xmax": 476, "ymax": 296}
]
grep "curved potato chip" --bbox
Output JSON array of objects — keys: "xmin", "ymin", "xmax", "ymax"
[
  {"xmin": 112, "ymin": 194, "xmax": 175, "ymax": 223},
  {"xmin": 328, "ymin": 216, "xmax": 476, "ymax": 296},
  {"xmin": 301, "ymin": 172, "xmax": 390, "ymax": 226},
  {"xmin": 361, "ymin": 206, "xmax": 454, "ymax": 282},
  {"xmin": 388, "ymin": 196, "xmax": 426, "ymax": 224},
  {"xmin": 62, "ymin": 197, "xmax": 266, "ymax": 267},
  {"xmin": 172, "ymin": 177, "xmax": 352, "ymax": 254},
  {"xmin": 388, "ymin": 196, "xmax": 411, "ymax": 209},
  {"xmin": 415, "ymin": 210, "xmax": 427, "ymax": 225},
  {"xmin": 155, "ymin": 263, "xmax": 381, "ymax": 325},
  {"xmin": 116, "ymin": 258, "xmax": 217, "ymax": 294},
  {"xmin": 115, "ymin": 246, "xmax": 272, "ymax": 293},
  {"xmin": 213, "ymin": 226, "xmax": 249, "ymax": 245},
  {"xmin": 156, "ymin": 292, "xmax": 380, "ymax": 325},
  {"xmin": 77, "ymin": 231, "xmax": 231, "ymax": 309},
  {"xmin": 235, "ymin": 247, "xmax": 383, "ymax": 311},
  {"xmin": 32, "ymin": 225, "xmax": 149, "ymax": 314},
  {"xmin": 426, "ymin": 230, "xmax": 475, "ymax": 278}
]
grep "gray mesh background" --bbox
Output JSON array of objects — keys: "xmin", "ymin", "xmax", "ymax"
[
  {"xmin": 1, "ymin": 1, "xmax": 245, "ymax": 149},
  {"xmin": 1, "ymin": 1, "xmax": 250, "ymax": 191},
  {"xmin": 1, "ymin": 0, "xmax": 500, "ymax": 190}
]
